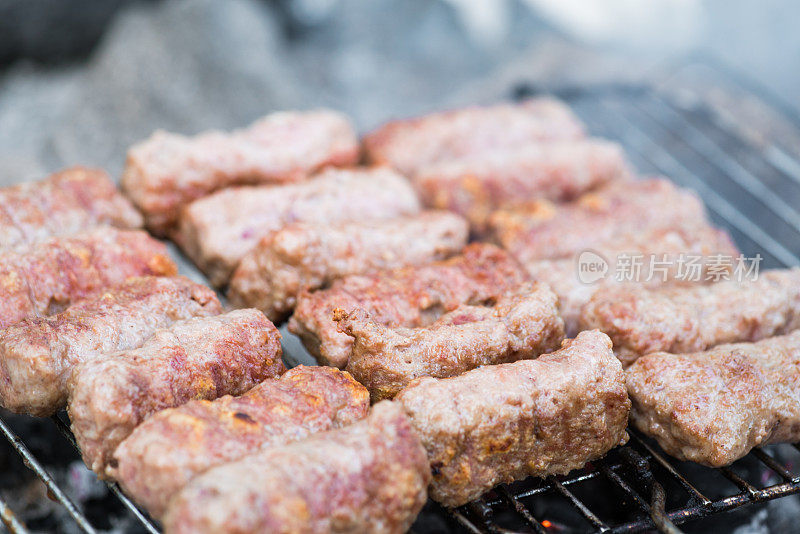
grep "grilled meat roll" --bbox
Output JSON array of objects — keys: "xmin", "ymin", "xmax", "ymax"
[
  {"xmin": 164, "ymin": 401, "xmax": 430, "ymax": 534},
  {"xmin": 111, "ymin": 366, "xmax": 369, "ymax": 518},
  {"xmin": 122, "ymin": 110, "xmax": 359, "ymax": 234},
  {"xmin": 627, "ymin": 331, "xmax": 800, "ymax": 466},
  {"xmin": 580, "ymin": 268, "xmax": 800, "ymax": 365},
  {"xmin": 289, "ymin": 243, "xmax": 529, "ymax": 368},
  {"xmin": 0, "ymin": 166, "xmax": 142, "ymax": 248},
  {"xmin": 0, "ymin": 227, "xmax": 176, "ymax": 329},
  {"xmin": 414, "ymin": 139, "xmax": 630, "ymax": 234},
  {"xmin": 174, "ymin": 167, "xmax": 421, "ymax": 286},
  {"xmin": 228, "ymin": 211, "xmax": 468, "ymax": 322},
  {"xmin": 487, "ymin": 178, "xmax": 709, "ymax": 265},
  {"xmin": 0, "ymin": 276, "xmax": 221, "ymax": 416},
  {"xmin": 363, "ymin": 99, "xmax": 584, "ymax": 176},
  {"xmin": 338, "ymin": 282, "xmax": 564, "ymax": 401},
  {"xmin": 527, "ymin": 225, "xmax": 740, "ymax": 334},
  {"xmin": 68, "ymin": 309, "xmax": 285, "ymax": 474},
  {"xmin": 395, "ymin": 330, "xmax": 630, "ymax": 507}
]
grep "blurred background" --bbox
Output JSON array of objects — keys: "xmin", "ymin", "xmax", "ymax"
[
  {"xmin": 0, "ymin": 0, "xmax": 797, "ymax": 182},
  {"xmin": 1, "ymin": 2, "xmax": 800, "ymax": 532}
]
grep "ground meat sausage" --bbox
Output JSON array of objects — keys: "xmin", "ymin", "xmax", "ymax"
[
  {"xmin": 627, "ymin": 331, "xmax": 800, "ymax": 466},
  {"xmin": 0, "ymin": 276, "xmax": 221, "ymax": 416},
  {"xmin": 163, "ymin": 401, "xmax": 430, "ymax": 534},
  {"xmin": 174, "ymin": 167, "xmax": 421, "ymax": 286},
  {"xmin": 580, "ymin": 268, "xmax": 800, "ymax": 365},
  {"xmin": 68, "ymin": 309, "xmax": 285, "ymax": 474},
  {"xmin": 339, "ymin": 282, "xmax": 564, "ymax": 401},
  {"xmin": 288, "ymin": 243, "xmax": 529, "ymax": 368},
  {"xmin": 395, "ymin": 330, "xmax": 630, "ymax": 507},
  {"xmin": 0, "ymin": 227, "xmax": 177, "ymax": 328},
  {"xmin": 111, "ymin": 366, "xmax": 369, "ymax": 518},
  {"xmin": 228, "ymin": 211, "xmax": 468, "ymax": 322},
  {"xmin": 122, "ymin": 110, "xmax": 359, "ymax": 234}
]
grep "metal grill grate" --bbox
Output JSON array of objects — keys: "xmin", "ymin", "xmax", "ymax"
[
  {"xmin": 443, "ymin": 434, "xmax": 800, "ymax": 533},
  {"xmin": 2, "ymin": 61, "xmax": 800, "ymax": 533}
]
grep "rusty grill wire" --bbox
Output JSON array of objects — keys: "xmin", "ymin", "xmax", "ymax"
[{"xmin": 2, "ymin": 62, "xmax": 800, "ymax": 533}]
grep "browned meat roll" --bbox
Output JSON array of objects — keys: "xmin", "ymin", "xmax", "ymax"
[
  {"xmin": 526, "ymin": 225, "xmax": 740, "ymax": 334},
  {"xmin": 174, "ymin": 167, "xmax": 421, "ymax": 287},
  {"xmin": 0, "ymin": 276, "xmax": 221, "ymax": 416},
  {"xmin": 338, "ymin": 282, "xmax": 564, "ymax": 401},
  {"xmin": 395, "ymin": 330, "xmax": 630, "ymax": 507},
  {"xmin": 163, "ymin": 401, "xmax": 430, "ymax": 534},
  {"xmin": 122, "ymin": 110, "xmax": 359, "ymax": 234},
  {"xmin": 627, "ymin": 331, "xmax": 800, "ymax": 467},
  {"xmin": 0, "ymin": 166, "xmax": 142, "ymax": 249},
  {"xmin": 288, "ymin": 243, "xmax": 529, "ymax": 368},
  {"xmin": 111, "ymin": 366, "xmax": 369, "ymax": 518},
  {"xmin": 580, "ymin": 268, "xmax": 800, "ymax": 366},
  {"xmin": 363, "ymin": 99, "xmax": 585, "ymax": 176},
  {"xmin": 67, "ymin": 309, "xmax": 285, "ymax": 474},
  {"xmin": 487, "ymin": 178, "xmax": 709, "ymax": 265},
  {"xmin": 414, "ymin": 139, "xmax": 631, "ymax": 234},
  {"xmin": 228, "ymin": 211, "xmax": 468, "ymax": 322},
  {"xmin": 0, "ymin": 227, "xmax": 177, "ymax": 329}
]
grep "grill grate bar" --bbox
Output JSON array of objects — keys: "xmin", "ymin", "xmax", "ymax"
[
  {"xmin": 496, "ymin": 485, "xmax": 547, "ymax": 533},
  {"xmin": 718, "ymin": 467, "xmax": 759, "ymax": 496},
  {"xmin": 449, "ymin": 509, "xmax": 486, "ymax": 534},
  {"xmin": 49, "ymin": 415, "xmax": 161, "ymax": 534},
  {"xmin": 498, "ymin": 470, "xmax": 603, "ymax": 502},
  {"xmin": 551, "ymin": 478, "xmax": 610, "ymax": 532},
  {"xmin": 597, "ymin": 461, "xmax": 650, "ymax": 515},
  {"xmin": 591, "ymin": 97, "xmax": 800, "ymax": 266},
  {"xmin": 0, "ymin": 416, "xmax": 96, "ymax": 534},
  {"xmin": 626, "ymin": 433, "xmax": 711, "ymax": 505},
  {"xmin": 0, "ymin": 493, "xmax": 28, "ymax": 534},
  {"xmin": 640, "ymin": 94, "xmax": 800, "ymax": 231},
  {"xmin": 765, "ymin": 145, "xmax": 800, "ymax": 186},
  {"xmin": 613, "ymin": 446, "xmax": 682, "ymax": 534},
  {"xmin": 750, "ymin": 448, "xmax": 798, "ymax": 483}
]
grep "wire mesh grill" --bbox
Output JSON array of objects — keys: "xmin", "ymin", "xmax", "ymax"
[{"xmin": 2, "ymin": 61, "xmax": 800, "ymax": 533}]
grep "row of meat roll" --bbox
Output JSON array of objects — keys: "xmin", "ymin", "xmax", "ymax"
[
  {"xmin": 107, "ymin": 102, "xmax": 677, "ymax": 530},
  {"xmin": 118, "ymin": 101, "xmax": 629, "ymax": 291},
  {"xmin": 0, "ymin": 161, "xmax": 630, "ymax": 533},
  {"xmin": 118, "ymin": 101, "xmax": 800, "ymax": 474},
  {"xmin": 1, "ymin": 98, "xmax": 798, "ymax": 533}
]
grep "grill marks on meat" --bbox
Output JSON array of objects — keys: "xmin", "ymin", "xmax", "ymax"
[
  {"xmin": 363, "ymin": 99, "xmax": 585, "ymax": 176},
  {"xmin": 0, "ymin": 167, "xmax": 142, "ymax": 249},
  {"xmin": 111, "ymin": 366, "xmax": 369, "ymax": 518},
  {"xmin": 626, "ymin": 331, "xmax": 800, "ymax": 466},
  {"xmin": 487, "ymin": 178, "xmax": 709, "ymax": 265},
  {"xmin": 414, "ymin": 139, "xmax": 631, "ymax": 234},
  {"xmin": 175, "ymin": 167, "xmax": 422, "ymax": 287},
  {"xmin": 122, "ymin": 110, "xmax": 359, "ymax": 234},
  {"xmin": 163, "ymin": 401, "xmax": 430, "ymax": 534},
  {"xmin": 288, "ymin": 243, "xmax": 529, "ymax": 368},
  {"xmin": 580, "ymin": 268, "xmax": 800, "ymax": 366},
  {"xmin": 67, "ymin": 309, "xmax": 285, "ymax": 474},
  {"xmin": 0, "ymin": 228, "xmax": 177, "ymax": 328},
  {"xmin": 395, "ymin": 330, "xmax": 630, "ymax": 507},
  {"xmin": 527, "ymin": 225, "xmax": 741, "ymax": 335},
  {"xmin": 228, "ymin": 211, "xmax": 469, "ymax": 322},
  {"xmin": 338, "ymin": 282, "xmax": 565, "ymax": 401},
  {"xmin": 0, "ymin": 276, "xmax": 222, "ymax": 416}
]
